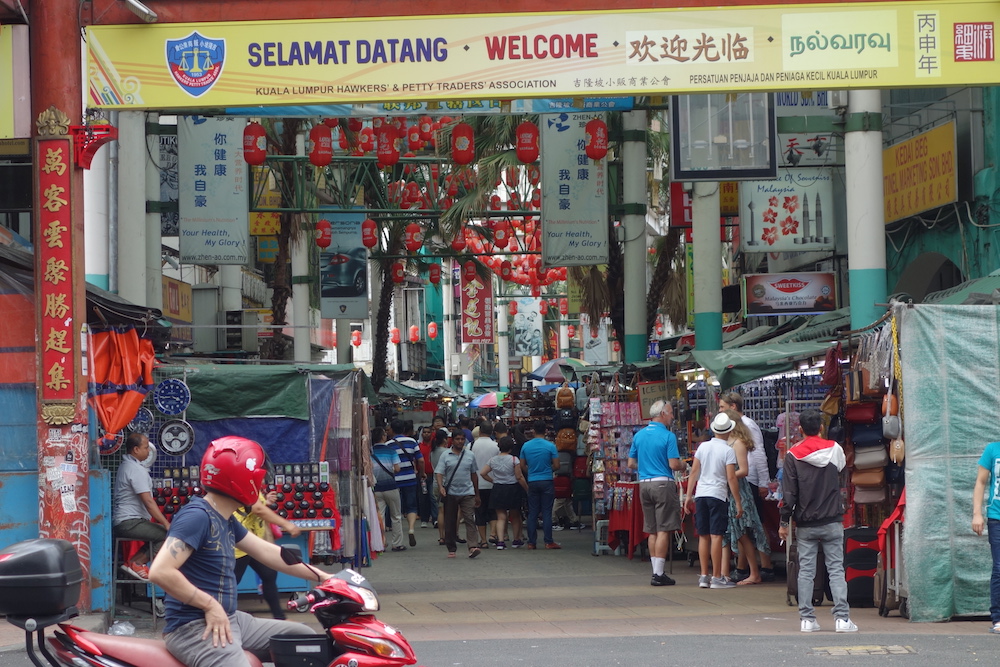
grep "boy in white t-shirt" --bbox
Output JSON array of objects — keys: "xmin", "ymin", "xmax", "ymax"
[{"xmin": 682, "ymin": 413, "xmax": 743, "ymax": 589}]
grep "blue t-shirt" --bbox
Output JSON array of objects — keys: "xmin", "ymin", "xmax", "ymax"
[
  {"xmin": 162, "ymin": 496, "xmax": 248, "ymax": 633},
  {"xmin": 520, "ymin": 437, "xmax": 559, "ymax": 482},
  {"xmin": 978, "ymin": 441, "xmax": 1000, "ymax": 520},
  {"xmin": 372, "ymin": 443, "xmax": 401, "ymax": 492},
  {"xmin": 390, "ymin": 436, "xmax": 423, "ymax": 487},
  {"xmin": 629, "ymin": 421, "xmax": 680, "ymax": 481}
]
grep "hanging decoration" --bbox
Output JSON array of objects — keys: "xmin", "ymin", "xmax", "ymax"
[
  {"xmin": 500, "ymin": 260, "xmax": 513, "ymax": 281},
  {"xmin": 404, "ymin": 222, "xmax": 423, "ymax": 252},
  {"xmin": 450, "ymin": 230, "xmax": 467, "ymax": 252},
  {"xmin": 361, "ymin": 218, "xmax": 378, "ymax": 248},
  {"xmin": 242, "ymin": 121, "xmax": 267, "ymax": 165},
  {"xmin": 568, "ymin": 324, "xmax": 577, "ymax": 338},
  {"xmin": 655, "ymin": 320, "xmax": 664, "ymax": 337},
  {"xmin": 559, "ymin": 298, "xmax": 569, "ymax": 316},
  {"xmin": 428, "ymin": 263, "xmax": 441, "ymax": 284},
  {"xmin": 391, "ymin": 261, "xmax": 405, "ymax": 283},
  {"xmin": 314, "ymin": 219, "xmax": 332, "ymax": 249},
  {"xmin": 462, "ymin": 260, "xmax": 477, "ymax": 282},
  {"xmin": 451, "ymin": 121, "xmax": 475, "ymax": 165},
  {"xmin": 515, "ymin": 121, "xmax": 539, "ymax": 163},
  {"xmin": 309, "ymin": 123, "xmax": 333, "ymax": 167},
  {"xmin": 585, "ymin": 118, "xmax": 609, "ymax": 160},
  {"xmin": 612, "ymin": 340, "xmax": 621, "ymax": 353},
  {"xmin": 539, "ymin": 300, "xmax": 548, "ymax": 315},
  {"xmin": 351, "ymin": 330, "xmax": 362, "ymax": 347},
  {"xmin": 409, "ymin": 325, "xmax": 420, "ymax": 343},
  {"xmin": 376, "ymin": 124, "xmax": 400, "ymax": 167},
  {"xmin": 427, "ymin": 321, "xmax": 439, "ymax": 340},
  {"xmin": 390, "ymin": 327, "xmax": 401, "ymax": 345}
]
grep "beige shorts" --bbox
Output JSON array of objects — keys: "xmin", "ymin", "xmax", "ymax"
[{"xmin": 639, "ymin": 480, "xmax": 681, "ymax": 533}]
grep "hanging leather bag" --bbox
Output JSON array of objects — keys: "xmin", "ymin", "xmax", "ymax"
[
  {"xmin": 851, "ymin": 467, "xmax": 886, "ymax": 486},
  {"xmin": 853, "ymin": 445, "xmax": 888, "ymax": 470},
  {"xmin": 881, "ymin": 376, "xmax": 901, "ymax": 440}
]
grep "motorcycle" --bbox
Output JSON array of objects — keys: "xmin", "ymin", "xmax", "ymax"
[{"xmin": 1, "ymin": 539, "xmax": 420, "ymax": 667}]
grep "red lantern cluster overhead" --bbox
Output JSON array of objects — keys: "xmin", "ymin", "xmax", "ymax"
[
  {"xmin": 361, "ymin": 218, "xmax": 378, "ymax": 249},
  {"xmin": 391, "ymin": 261, "xmax": 405, "ymax": 283},
  {"xmin": 515, "ymin": 121, "xmax": 539, "ymax": 163},
  {"xmin": 315, "ymin": 219, "xmax": 332, "ymax": 249},
  {"xmin": 351, "ymin": 330, "xmax": 362, "ymax": 347},
  {"xmin": 428, "ymin": 263, "xmax": 441, "ymax": 285},
  {"xmin": 500, "ymin": 260, "xmax": 513, "ymax": 281},
  {"xmin": 309, "ymin": 124, "xmax": 333, "ymax": 167},
  {"xmin": 376, "ymin": 124, "xmax": 400, "ymax": 167},
  {"xmin": 243, "ymin": 122, "xmax": 267, "ymax": 166},
  {"xmin": 390, "ymin": 327, "xmax": 401, "ymax": 345},
  {"xmin": 493, "ymin": 220, "xmax": 510, "ymax": 249},
  {"xmin": 404, "ymin": 222, "xmax": 423, "ymax": 252},
  {"xmin": 427, "ymin": 321, "xmax": 438, "ymax": 340},
  {"xmin": 451, "ymin": 122, "xmax": 475, "ymax": 165},
  {"xmin": 585, "ymin": 118, "xmax": 609, "ymax": 160},
  {"xmin": 450, "ymin": 230, "xmax": 467, "ymax": 252},
  {"xmin": 409, "ymin": 325, "xmax": 420, "ymax": 343}
]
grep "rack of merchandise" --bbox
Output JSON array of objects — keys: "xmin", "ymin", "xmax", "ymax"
[
  {"xmin": 502, "ymin": 389, "xmax": 555, "ymax": 431},
  {"xmin": 736, "ymin": 372, "xmax": 826, "ymax": 428}
]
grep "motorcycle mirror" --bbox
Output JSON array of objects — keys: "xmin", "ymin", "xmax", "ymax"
[{"xmin": 280, "ymin": 546, "xmax": 303, "ymax": 566}]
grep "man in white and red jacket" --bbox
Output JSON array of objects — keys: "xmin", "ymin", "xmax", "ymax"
[{"xmin": 778, "ymin": 409, "xmax": 858, "ymax": 634}]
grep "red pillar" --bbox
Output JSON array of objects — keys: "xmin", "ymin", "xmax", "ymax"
[{"xmin": 32, "ymin": 0, "xmax": 91, "ymax": 608}]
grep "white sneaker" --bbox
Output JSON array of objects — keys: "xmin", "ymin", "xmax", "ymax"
[
  {"xmin": 698, "ymin": 575, "xmax": 711, "ymax": 588},
  {"xmin": 153, "ymin": 599, "xmax": 165, "ymax": 618},
  {"xmin": 420, "ymin": 522, "xmax": 428, "ymax": 528},
  {"xmin": 801, "ymin": 619, "xmax": 821, "ymax": 632},
  {"xmin": 835, "ymin": 618, "xmax": 858, "ymax": 633},
  {"xmin": 710, "ymin": 576, "xmax": 736, "ymax": 589},
  {"xmin": 552, "ymin": 525, "xmax": 565, "ymax": 531}
]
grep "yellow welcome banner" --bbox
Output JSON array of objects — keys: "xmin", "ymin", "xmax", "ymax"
[{"xmin": 86, "ymin": 1, "xmax": 1000, "ymax": 109}]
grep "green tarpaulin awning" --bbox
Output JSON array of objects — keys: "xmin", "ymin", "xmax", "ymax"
[
  {"xmin": 378, "ymin": 377, "xmax": 427, "ymax": 399},
  {"xmin": 688, "ymin": 341, "xmax": 834, "ymax": 390}
]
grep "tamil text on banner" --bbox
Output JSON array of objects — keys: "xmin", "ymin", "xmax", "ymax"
[
  {"xmin": 511, "ymin": 297, "xmax": 542, "ymax": 357},
  {"xmin": 883, "ymin": 120, "xmax": 958, "ymax": 224},
  {"xmin": 744, "ymin": 271, "xmax": 837, "ymax": 317},
  {"xmin": 739, "ymin": 167, "xmax": 835, "ymax": 252},
  {"xmin": 460, "ymin": 269, "xmax": 495, "ymax": 345},
  {"xmin": 540, "ymin": 111, "xmax": 609, "ymax": 267},
  {"xmin": 178, "ymin": 116, "xmax": 249, "ymax": 264},
  {"xmin": 319, "ymin": 212, "xmax": 370, "ymax": 320},
  {"xmin": 86, "ymin": 3, "xmax": 998, "ymax": 108}
]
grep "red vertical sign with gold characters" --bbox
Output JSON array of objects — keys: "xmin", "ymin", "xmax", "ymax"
[
  {"xmin": 460, "ymin": 271, "xmax": 495, "ymax": 345},
  {"xmin": 37, "ymin": 137, "xmax": 76, "ymax": 403}
]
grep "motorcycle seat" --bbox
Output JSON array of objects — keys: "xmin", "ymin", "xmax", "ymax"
[{"xmin": 79, "ymin": 630, "xmax": 264, "ymax": 667}]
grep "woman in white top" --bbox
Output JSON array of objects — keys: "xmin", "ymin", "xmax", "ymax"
[{"xmin": 480, "ymin": 436, "xmax": 528, "ymax": 550}]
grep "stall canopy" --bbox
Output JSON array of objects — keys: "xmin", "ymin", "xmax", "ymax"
[
  {"xmin": 676, "ymin": 341, "xmax": 834, "ymax": 389},
  {"xmin": 378, "ymin": 377, "xmax": 426, "ymax": 399}
]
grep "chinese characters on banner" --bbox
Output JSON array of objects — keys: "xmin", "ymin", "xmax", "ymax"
[
  {"xmin": 178, "ymin": 116, "xmax": 249, "ymax": 264},
  {"xmin": 882, "ymin": 121, "xmax": 957, "ymax": 224},
  {"xmin": 460, "ymin": 268, "xmax": 494, "ymax": 345},
  {"xmin": 540, "ymin": 112, "xmax": 609, "ymax": 267},
  {"xmin": 37, "ymin": 138, "xmax": 76, "ymax": 402}
]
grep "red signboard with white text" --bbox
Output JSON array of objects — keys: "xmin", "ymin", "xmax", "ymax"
[
  {"xmin": 743, "ymin": 272, "xmax": 837, "ymax": 317},
  {"xmin": 460, "ymin": 270, "xmax": 495, "ymax": 345}
]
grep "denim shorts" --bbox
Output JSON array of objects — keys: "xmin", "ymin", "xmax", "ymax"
[
  {"xmin": 694, "ymin": 496, "xmax": 729, "ymax": 536},
  {"xmin": 398, "ymin": 483, "xmax": 420, "ymax": 515}
]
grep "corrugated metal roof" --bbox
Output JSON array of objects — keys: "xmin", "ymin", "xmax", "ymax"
[
  {"xmin": 767, "ymin": 308, "xmax": 852, "ymax": 343},
  {"xmin": 922, "ymin": 276, "xmax": 1000, "ymax": 304}
]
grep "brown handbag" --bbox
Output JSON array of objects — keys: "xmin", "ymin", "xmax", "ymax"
[
  {"xmin": 555, "ymin": 428, "xmax": 577, "ymax": 453},
  {"xmin": 851, "ymin": 467, "xmax": 886, "ymax": 487}
]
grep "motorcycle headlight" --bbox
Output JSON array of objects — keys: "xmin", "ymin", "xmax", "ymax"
[
  {"xmin": 355, "ymin": 587, "xmax": 380, "ymax": 612},
  {"xmin": 342, "ymin": 632, "xmax": 404, "ymax": 659}
]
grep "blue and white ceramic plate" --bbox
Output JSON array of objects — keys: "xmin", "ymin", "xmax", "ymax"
[{"xmin": 153, "ymin": 378, "xmax": 191, "ymax": 416}]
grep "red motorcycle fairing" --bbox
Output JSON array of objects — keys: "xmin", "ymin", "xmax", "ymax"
[
  {"xmin": 52, "ymin": 625, "xmax": 265, "ymax": 667},
  {"xmin": 327, "ymin": 616, "xmax": 417, "ymax": 666}
]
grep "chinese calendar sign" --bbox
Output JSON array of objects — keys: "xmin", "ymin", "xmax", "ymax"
[
  {"xmin": 460, "ymin": 269, "xmax": 494, "ymax": 345},
  {"xmin": 540, "ymin": 112, "xmax": 609, "ymax": 267},
  {"xmin": 37, "ymin": 138, "xmax": 76, "ymax": 402},
  {"xmin": 178, "ymin": 116, "xmax": 249, "ymax": 264},
  {"xmin": 882, "ymin": 120, "xmax": 957, "ymax": 224},
  {"xmin": 738, "ymin": 167, "xmax": 834, "ymax": 253}
]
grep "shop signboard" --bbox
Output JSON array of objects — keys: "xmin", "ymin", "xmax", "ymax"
[
  {"xmin": 540, "ymin": 111, "xmax": 609, "ymax": 267},
  {"xmin": 159, "ymin": 132, "xmax": 179, "ymax": 236},
  {"xmin": 883, "ymin": 120, "xmax": 958, "ymax": 224},
  {"xmin": 775, "ymin": 91, "xmax": 842, "ymax": 168},
  {"xmin": 177, "ymin": 116, "xmax": 249, "ymax": 264},
  {"xmin": 250, "ymin": 186, "xmax": 282, "ymax": 236},
  {"xmin": 638, "ymin": 381, "xmax": 668, "ymax": 420},
  {"xmin": 460, "ymin": 268, "xmax": 495, "ymax": 345},
  {"xmin": 580, "ymin": 312, "xmax": 609, "ymax": 365},
  {"xmin": 319, "ymin": 212, "xmax": 370, "ymax": 320},
  {"xmin": 738, "ymin": 167, "xmax": 835, "ymax": 252},
  {"xmin": 86, "ymin": 3, "xmax": 1000, "ymax": 108},
  {"xmin": 161, "ymin": 276, "xmax": 194, "ymax": 344},
  {"xmin": 511, "ymin": 297, "xmax": 543, "ymax": 357},
  {"xmin": 743, "ymin": 271, "xmax": 837, "ymax": 317},
  {"xmin": 226, "ymin": 98, "xmax": 632, "ymax": 118}
]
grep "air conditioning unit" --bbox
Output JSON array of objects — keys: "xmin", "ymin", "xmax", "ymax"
[{"xmin": 827, "ymin": 90, "xmax": 849, "ymax": 110}]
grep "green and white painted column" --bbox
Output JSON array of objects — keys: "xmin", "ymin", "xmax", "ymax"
[
  {"xmin": 622, "ymin": 110, "xmax": 648, "ymax": 363},
  {"xmin": 692, "ymin": 182, "xmax": 722, "ymax": 351},
  {"xmin": 845, "ymin": 90, "xmax": 888, "ymax": 329}
]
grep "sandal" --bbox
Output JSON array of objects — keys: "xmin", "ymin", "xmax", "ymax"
[
  {"xmin": 447, "ymin": 552, "xmax": 456, "ymax": 558},
  {"xmin": 391, "ymin": 546, "xmax": 407, "ymax": 552},
  {"xmin": 438, "ymin": 539, "xmax": 446, "ymax": 546},
  {"xmin": 468, "ymin": 548, "xmax": 481, "ymax": 559},
  {"xmin": 478, "ymin": 541, "xmax": 490, "ymax": 549}
]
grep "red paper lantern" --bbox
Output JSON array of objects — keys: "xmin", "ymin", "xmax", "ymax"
[
  {"xmin": 376, "ymin": 124, "xmax": 400, "ymax": 167},
  {"xmin": 359, "ymin": 127, "xmax": 374, "ymax": 152},
  {"xmin": 427, "ymin": 321, "xmax": 438, "ymax": 340},
  {"xmin": 509, "ymin": 300, "xmax": 518, "ymax": 316},
  {"xmin": 361, "ymin": 218, "xmax": 378, "ymax": 248},
  {"xmin": 315, "ymin": 219, "xmax": 332, "ymax": 249},
  {"xmin": 409, "ymin": 325, "xmax": 420, "ymax": 343},
  {"xmin": 351, "ymin": 330, "xmax": 362, "ymax": 347},
  {"xmin": 493, "ymin": 220, "xmax": 510, "ymax": 249},
  {"xmin": 500, "ymin": 261, "xmax": 513, "ymax": 281},
  {"xmin": 309, "ymin": 123, "xmax": 333, "ymax": 167},
  {"xmin": 391, "ymin": 261, "xmax": 405, "ymax": 283},
  {"xmin": 515, "ymin": 121, "xmax": 539, "ymax": 163},
  {"xmin": 585, "ymin": 118, "xmax": 609, "ymax": 160},
  {"xmin": 243, "ymin": 122, "xmax": 267, "ymax": 166},
  {"xmin": 462, "ymin": 260, "xmax": 476, "ymax": 282},
  {"xmin": 530, "ymin": 284, "xmax": 541, "ymax": 297},
  {"xmin": 390, "ymin": 327, "xmax": 401, "ymax": 345},
  {"xmin": 559, "ymin": 299, "xmax": 569, "ymax": 316},
  {"xmin": 612, "ymin": 340, "xmax": 621, "ymax": 353},
  {"xmin": 655, "ymin": 320, "xmax": 664, "ymax": 337},
  {"xmin": 539, "ymin": 300, "xmax": 548, "ymax": 315},
  {"xmin": 535, "ymin": 262, "xmax": 546, "ymax": 279},
  {"xmin": 407, "ymin": 126, "xmax": 423, "ymax": 151},
  {"xmin": 348, "ymin": 118, "xmax": 364, "ymax": 133},
  {"xmin": 528, "ymin": 165, "xmax": 540, "ymax": 185},
  {"xmin": 451, "ymin": 122, "xmax": 475, "ymax": 165},
  {"xmin": 450, "ymin": 231, "xmax": 467, "ymax": 253},
  {"xmin": 404, "ymin": 222, "xmax": 423, "ymax": 252},
  {"xmin": 419, "ymin": 115, "xmax": 433, "ymax": 141},
  {"xmin": 428, "ymin": 263, "xmax": 441, "ymax": 284},
  {"xmin": 505, "ymin": 166, "xmax": 520, "ymax": 187},
  {"xmin": 568, "ymin": 324, "xmax": 576, "ymax": 338}
]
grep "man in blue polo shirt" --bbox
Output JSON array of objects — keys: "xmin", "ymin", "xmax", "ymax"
[
  {"xmin": 518, "ymin": 420, "xmax": 561, "ymax": 549},
  {"xmin": 628, "ymin": 400, "xmax": 685, "ymax": 586}
]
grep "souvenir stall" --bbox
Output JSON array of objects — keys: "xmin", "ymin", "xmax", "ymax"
[{"xmin": 100, "ymin": 363, "xmax": 375, "ymax": 594}]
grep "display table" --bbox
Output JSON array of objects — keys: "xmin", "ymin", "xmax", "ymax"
[{"xmin": 606, "ymin": 482, "xmax": 647, "ymax": 560}]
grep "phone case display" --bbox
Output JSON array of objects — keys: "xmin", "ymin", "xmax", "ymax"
[
  {"xmin": 737, "ymin": 373, "xmax": 826, "ymax": 427},
  {"xmin": 269, "ymin": 462, "xmax": 340, "ymax": 529}
]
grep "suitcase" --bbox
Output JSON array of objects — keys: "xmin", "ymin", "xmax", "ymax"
[
  {"xmin": 786, "ymin": 524, "xmax": 832, "ymax": 607},
  {"xmin": 844, "ymin": 526, "xmax": 878, "ymax": 607}
]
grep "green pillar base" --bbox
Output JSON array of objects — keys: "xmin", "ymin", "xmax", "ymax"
[
  {"xmin": 624, "ymin": 333, "xmax": 647, "ymax": 363},
  {"xmin": 694, "ymin": 312, "xmax": 723, "ymax": 351},
  {"xmin": 85, "ymin": 274, "xmax": 109, "ymax": 291},
  {"xmin": 462, "ymin": 379, "xmax": 474, "ymax": 394},
  {"xmin": 848, "ymin": 267, "xmax": 888, "ymax": 330}
]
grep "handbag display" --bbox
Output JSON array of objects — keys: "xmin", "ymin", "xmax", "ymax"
[
  {"xmin": 889, "ymin": 437, "xmax": 905, "ymax": 464},
  {"xmin": 820, "ymin": 389, "xmax": 841, "ymax": 416},
  {"xmin": 853, "ymin": 445, "xmax": 888, "ymax": 469},
  {"xmin": 881, "ymin": 376, "xmax": 901, "ymax": 439},
  {"xmin": 854, "ymin": 485, "xmax": 888, "ymax": 504},
  {"xmin": 845, "ymin": 402, "xmax": 879, "ymax": 424},
  {"xmin": 821, "ymin": 341, "xmax": 843, "ymax": 387},
  {"xmin": 850, "ymin": 423, "xmax": 884, "ymax": 447},
  {"xmin": 555, "ymin": 428, "xmax": 578, "ymax": 453},
  {"xmin": 851, "ymin": 467, "xmax": 886, "ymax": 486}
]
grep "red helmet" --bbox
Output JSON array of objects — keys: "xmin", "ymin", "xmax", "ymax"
[{"xmin": 200, "ymin": 436, "xmax": 269, "ymax": 506}]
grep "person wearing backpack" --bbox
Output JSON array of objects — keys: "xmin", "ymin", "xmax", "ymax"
[{"xmin": 370, "ymin": 427, "xmax": 405, "ymax": 552}]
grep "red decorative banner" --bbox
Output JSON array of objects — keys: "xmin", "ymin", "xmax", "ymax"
[
  {"xmin": 37, "ymin": 137, "xmax": 76, "ymax": 401},
  {"xmin": 460, "ymin": 270, "xmax": 495, "ymax": 345}
]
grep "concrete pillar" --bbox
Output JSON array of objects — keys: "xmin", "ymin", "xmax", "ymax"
[
  {"xmin": 692, "ymin": 182, "xmax": 722, "ymax": 351},
  {"xmin": 145, "ymin": 113, "xmax": 162, "ymax": 311},
  {"xmin": 442, "ymin": 259, "xmax": 455, "ymax": 388},
  {"xmin": 117, "ymin": 111, "xmax": 146, "ymax": 306},
  {"xmin": 292, "ymin": 132, "xmax": 311, "ymax": 362},
  {"xmin": 337, "ymin": 320, "xmax": 352, "ymax": 363},
  {"xmin": 845, "ymin": 90, "xmax": 888, "ymax": 328},
  {"xmin": 559, "ymin": 311, "xmax": 569, "ymax": 358},
  {"xmin": 462, "ymin": 345, "xmax": 474, "ymax": 395},
  {"xmin": 83, "ymin": 145, "xmax": 110, "ymax": 290},
  {"xmin": 497, "ymin": 298, "xmax": 510, "ymax": 393},
  {"xmin": 622, "ymin": 110, "xmax": 648, "ymax": 363}
]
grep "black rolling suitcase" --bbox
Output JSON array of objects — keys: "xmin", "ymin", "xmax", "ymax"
[
  {"xmin": 844, "ymin": 526, "xmax": 878, "ymax": 607},
  {"xmin": 786, "ymin": 523, "xmax": 832, "ymax": 607}
]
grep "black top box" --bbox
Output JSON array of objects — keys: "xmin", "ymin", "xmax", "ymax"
[{"xmin": 0, "ymin": 539, "xmax": 83, "ymax": 617}]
